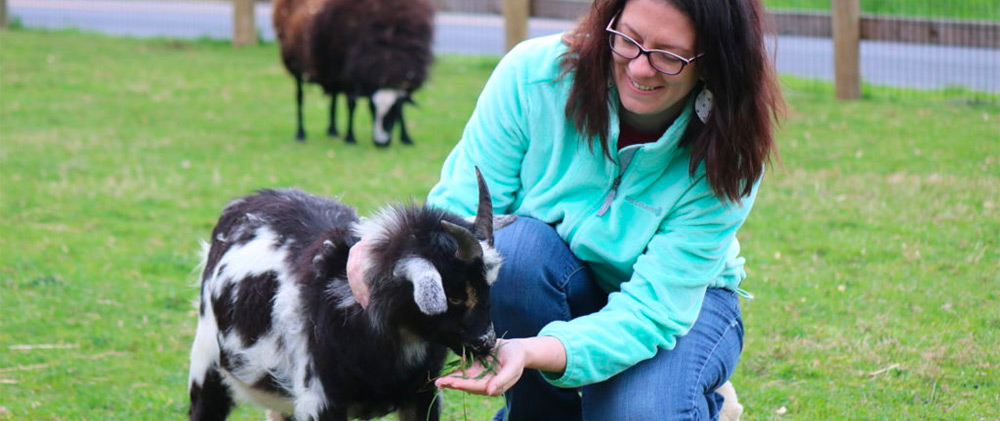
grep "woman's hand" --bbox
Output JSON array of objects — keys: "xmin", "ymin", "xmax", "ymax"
[
  {"xmin": 346, "ymin": 236, "xmax": 373, "ymax": 308},
  {"xmin": 435, "ymin": 336, "xmax": 567, "ymax": 397},
  {"xmin": 435, "ymin": 338, "xmax": 527, "ymax": 396}
]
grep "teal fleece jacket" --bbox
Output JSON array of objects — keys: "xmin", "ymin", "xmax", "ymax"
[{"xmin": 427, "ymin": 34, "xmax": 758, "ymax": 388}]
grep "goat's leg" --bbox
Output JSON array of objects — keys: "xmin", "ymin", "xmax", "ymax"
[
  {"xmin": 717, "ymin": 380, "xmax": 744, "ymax": 421},
  {"xmin": 398, "ymin": 388, "xmax": 440, "ymax": 421},
  {"xmin": 326, "ymin": 93, "xmax": 339, "ymax": 138},
  {"xmin": 344, "ymin": 94, "xmax": 357, "ymax": 144},
  {"xmin": 302, "ymin": 404, "xmax": 346, "ymax": 421},
  {"xmin": 188, "ymin": 368, "xmax": 234, "ymax": 421},
  {"xmin": 398, "ymin": 108, "xmax": 413, "ymax": 145},
  {"xmin": 294, "ymin": 75, "xmax": 306, "ymax": 142}
]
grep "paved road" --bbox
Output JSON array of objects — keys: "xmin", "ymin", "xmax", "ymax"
[{"xmin": 8, "ymin": 0, "xmax": 999, "ymax": 92}]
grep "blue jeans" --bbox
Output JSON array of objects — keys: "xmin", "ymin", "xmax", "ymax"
[{"xmin": 491, "ymin": 217, "xmax": 744, "ymax": 421}]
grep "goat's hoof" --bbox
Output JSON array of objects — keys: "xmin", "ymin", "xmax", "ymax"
[
  {"xmin": 327, "ymin": 129, "xmax": 338, "ymax": 138},
  {"xmin": 295, "ymin": 131, "xmax": 306, "ymax": 142},
  {"xmin": 401, "ymin": 137, "xmax": 414, "ymax": 145},
  {"xmin": 373, "ymin": 141, "xmax": 391, "ymax": 148},
  {"xmin": 344, "ymin": 136, "xmax": 356, "ymax": 144}
]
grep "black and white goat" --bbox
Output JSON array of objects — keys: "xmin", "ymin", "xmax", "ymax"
[{"xmin": 188, "ymin": 170, "xmax": 511, "ymax": 420}]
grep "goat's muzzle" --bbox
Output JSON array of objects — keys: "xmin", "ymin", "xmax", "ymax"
[{"xmin": 466, "ymin": 324, "xmax": 497, "ymax": 358}]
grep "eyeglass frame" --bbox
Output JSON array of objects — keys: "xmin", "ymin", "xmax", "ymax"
[{"xmin": 605, "ymin": 11, "xmax": 704, "ymax": 76}]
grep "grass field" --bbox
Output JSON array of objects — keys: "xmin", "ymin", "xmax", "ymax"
[
  {"xmin": 762, "ymin": 0, "xmax": 1000, "ymax": 21},
  {"xmin": 1, "ymin": 28, "xmax": 998, "ymax": 420}
]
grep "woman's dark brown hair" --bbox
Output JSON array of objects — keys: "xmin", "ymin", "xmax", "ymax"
[{"xmin": 562, "ymin": 0, "xmax": 784, "ymax": 202}]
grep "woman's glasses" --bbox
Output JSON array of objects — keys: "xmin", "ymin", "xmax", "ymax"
[{"xmin": 605, "ymin": 12, "xmax": 703, "ymax": 75}]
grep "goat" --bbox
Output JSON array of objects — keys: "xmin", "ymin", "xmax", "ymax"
[
  {"xmin": 272, "ymin": 0, "xmax": 434, "ymax": 146},
  {"xmin": 187, "ymin": 169, "xmax": 512, "ymax": 420}
]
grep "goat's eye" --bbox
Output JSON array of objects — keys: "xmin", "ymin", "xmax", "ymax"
[{"xmin": 448, "ymin": 297, "xmax": 463, "ymax": 306}]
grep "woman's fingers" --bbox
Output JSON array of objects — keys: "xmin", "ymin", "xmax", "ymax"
[{"xmin": 436, "ymin": 339, "xmax": 527, "ymax": 397}]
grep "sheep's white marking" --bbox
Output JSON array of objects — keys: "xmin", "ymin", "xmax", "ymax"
[
  {"xmin": 371, "ymin": 89, "xmax": 404, "ymax": 145},
  {"xmin": 394, "ymin": 257, "xmax": 446, "ymax": 315}
]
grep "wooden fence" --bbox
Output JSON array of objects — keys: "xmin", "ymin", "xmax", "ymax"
[
  {"xmin": 433, "ymin": 0, "xmax": 998, "ymax": 100},
  {"xmin": 216, "ymin": 0, "xmax": 998, "ymax": 99}
]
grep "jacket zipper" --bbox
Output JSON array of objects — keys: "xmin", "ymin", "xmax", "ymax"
[
  {"xmin": 596, "ymin": 148, "xmax": 637, "ymax": 216},
  {"xmin": 595, "ymin": 176, "xmax": 621, "ymax": 216}
]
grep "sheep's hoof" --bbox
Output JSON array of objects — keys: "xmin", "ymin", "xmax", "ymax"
[
  {"xmin": 327, "ymin": 128, "xmax": 338, "ymax": 137},
  {"xmin": 344, "ymin": 135, "xmax": 356, "ymax": 144},
  {"xmin": 373, "ymin": 141, "xmax": 391, "ymax": 148},
  {"xmin": 401, "ymin": 137, "xmax": 414, "ymax": 145},
  {"xmin": 295, "ymin": 130, "xmax": 306, "ymax": 142}
]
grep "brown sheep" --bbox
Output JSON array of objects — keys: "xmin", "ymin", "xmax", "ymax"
[{"xmin": 272, "ymin": 0, "xmax": 435, "ymax": 146}]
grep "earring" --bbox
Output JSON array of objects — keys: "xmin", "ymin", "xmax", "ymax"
[{"xmin": 695, "ymin": 87, "xmax": 713, "ymax": 123}]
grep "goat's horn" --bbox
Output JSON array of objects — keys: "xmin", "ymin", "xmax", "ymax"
[
  {"xmin": 472, "ymin": 167, "xmax": 495, "ymax": 246},
  {"xmin": 441, "ymin": 220, "xmax": 483, "ymax": 262}
]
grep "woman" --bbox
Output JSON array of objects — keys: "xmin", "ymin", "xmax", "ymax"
[{"xmin": 349, "ymin": 0, "xmax": 783, "ymax": 418}]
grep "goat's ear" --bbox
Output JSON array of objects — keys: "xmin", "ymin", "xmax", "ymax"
[
  {"xmin": 442, "ymin": 220, "xmax": 483, "ymax": 262},
  {"xmin": 393, "ymin": 257, "xmax": 447, "ymax": 315}
]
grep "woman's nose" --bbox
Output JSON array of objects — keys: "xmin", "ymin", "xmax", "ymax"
[{"xmin": 628, "ymin": 53, "xmax": 659, "ymax": 78}]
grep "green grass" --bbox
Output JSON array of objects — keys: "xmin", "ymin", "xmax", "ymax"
[
  {"xmin": 763, "ymin": 0, "xmax": 1000, "ymax": 21},
  {"xmin": 1, "ymin": 28, "xmax": 997, "ymax": 420}
]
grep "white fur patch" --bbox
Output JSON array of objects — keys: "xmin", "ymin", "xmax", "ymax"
[
  {"xmin": 371, "ymin": 89, "xmax": 404, "ymax": 145},
  {"xmin": 294, "ymin": 370, "xmax": 327, "ymax": 420},
  {"xmin": 352, "ymin": 208, "xmax": 402, "ymax": 246},
  {"xmin": 211, "ymin": 226, "xmax": 288, "ymax": 298},
  {"xmin": 188, "ymin": 303, "xmax": 220, "ymax": 388},
  {"xmin": 393, "ymin": 257, "xmax": 446, "ymax": 315},
  {"xmin": 481, "ymin": 243, "xmax": 503, "ymax": 286}
]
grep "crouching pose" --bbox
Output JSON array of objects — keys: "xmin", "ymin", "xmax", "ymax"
[
  {"xmin": 349, "ymin": 0, "xmax": 783, "ymax": 419},
  {"xmin": 188, "ymin": 170, "xmax": 512, "ymax": 420}
]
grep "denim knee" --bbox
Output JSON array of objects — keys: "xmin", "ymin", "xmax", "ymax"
[
  {"xmin": 490, "ymin": 217, "xmax": 605, "ymax": 339},
  {"xmin": 582, "ymin": 289, "xmax": 743, "ymax": 421}
]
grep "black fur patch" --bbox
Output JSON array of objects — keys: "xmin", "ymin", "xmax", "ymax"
[
  {"xmin": 232, "ymin": 271, "xmax": 280, "ymax": 346},
  {"xmin": 212, "ymin": 282, "xmax": 236, "ymax": 334},
  {"xmin": 189, "ymin": 369, "xmax": 234, "ymax": 420}
]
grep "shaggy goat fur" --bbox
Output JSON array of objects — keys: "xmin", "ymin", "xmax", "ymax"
[
  {"xmin": 188, "ymin": 172, "xmax": 510, "ymax": 420},
  {"xmin": 272, "ymin": 0, "xmax": 434, "ymax": 146}
]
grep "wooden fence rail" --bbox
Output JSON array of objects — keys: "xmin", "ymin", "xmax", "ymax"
[{"xmin": 230, "ymin": 0, "xmax": 999, "ymax": 99}]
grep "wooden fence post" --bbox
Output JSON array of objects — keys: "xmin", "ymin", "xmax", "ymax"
[
  {"xmin": 233, "ymin": 0, "xmax": 256, "ymax": 47},
  {"xmin": 832, "ymin": 0, "xmax": 861, "ymax": 99},
  {"xmin": 504, "ymin": 0, "xmax": 529, "ymax": 52},
  {"xmin": 1, "ymin": 0, "xmax": 9, "ymax": 29}
]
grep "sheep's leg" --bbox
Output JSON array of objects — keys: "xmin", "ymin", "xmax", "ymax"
[
  {"xmin": 188, "ymin": 368, "xmax": 234, "ymax": 421},
  {"xmin": 398, "ymin": 108, "xmax": 413, "ymax": 145},
  {"xmin": 398, "ymin": 388, "xmax": 440, "ymax": 421},
  {"xmin": 295, "ymin": 75, "xmax": 306, "ymax": 141},
  {"xmin": 344, "ymin": 94, "xmax": 357, "ymax": 144},
  {"xmin": 326, "ymin": 93, "xmax": 339, "ymax": 138}
]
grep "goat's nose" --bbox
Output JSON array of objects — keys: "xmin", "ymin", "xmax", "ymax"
[{"xmin": 473, "ymin": 325, "xmax": 497, "ymax": 354}]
